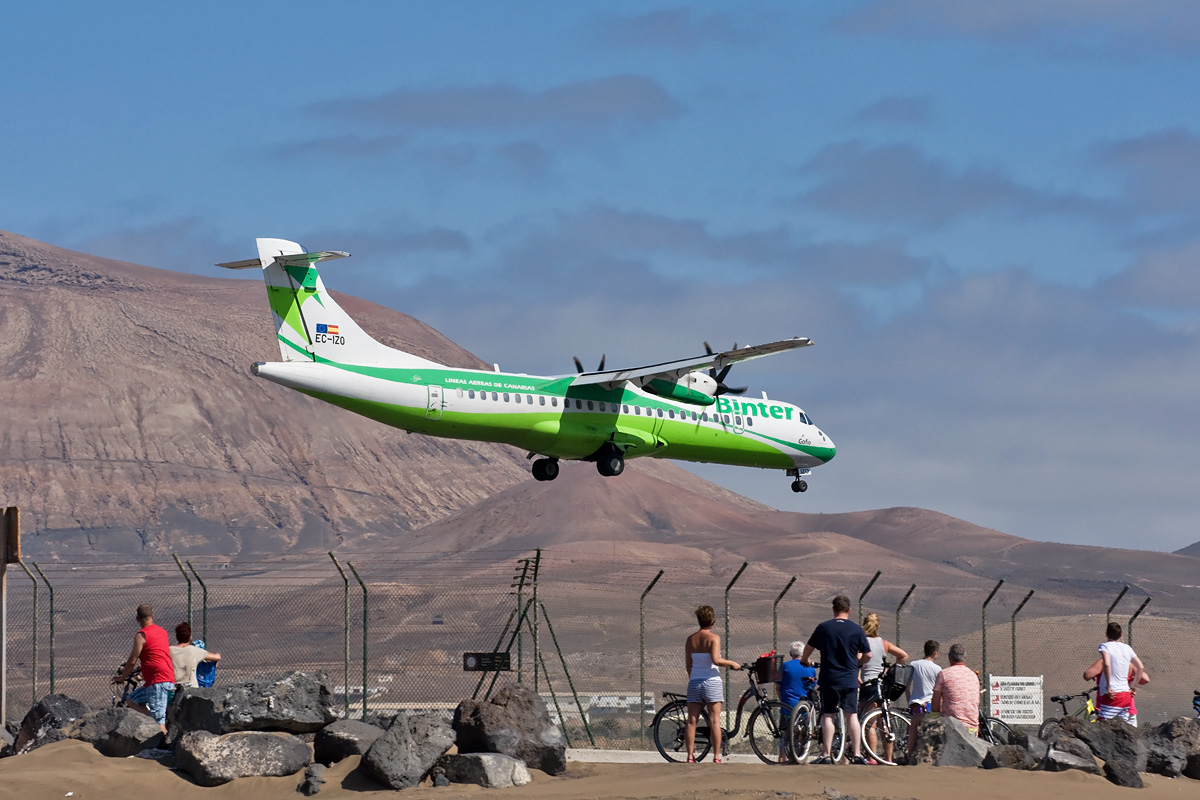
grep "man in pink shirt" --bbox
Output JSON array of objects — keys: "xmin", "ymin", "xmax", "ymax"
[{"xmin": 931, "ymin": 643, "xmax": 980, "ymax": 734}]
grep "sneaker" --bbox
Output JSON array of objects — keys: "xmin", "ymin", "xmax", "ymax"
[
  {"xmin": 849, "ymin": 755, "xmax": 876, "ymax": 765},
  {"xmin": 812, "ymin": 755, "xmax": 833, "ymax": 765}
]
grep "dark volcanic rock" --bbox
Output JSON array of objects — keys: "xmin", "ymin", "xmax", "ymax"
[
  {"xmin": 1154, "ymin": 718, "xmax": 1200, "ymax": 779},
  {"xmin": 1074, "ymin": 718, "xmax": 1146, "ymax": 788},
  {"xmin": 910, "ymin": 716, "xmax": 990, "ymax": 768},
  {"xmin": 452, "ymin": 685, "xmax": 567, "ymax": 775},
  {"xmin": 299, "ymin": 762, "xmax": 326, "ymax": 796},
  {"xmin": 173, "ymin": 671, "xmax": 337, "ymax": 734},
  {"xmin": 437, "ymin": 753, "xmax": 533, "ymax": 788},
  {"xmin": 175, "ymin": 730, "xmax": 310, "ymax": 787},
  {"xmin": 1041, "ymin": 737, "xmax": 1101, "ymax": 775},
  {"xmin": 360, "ymin": 712, "xmax": 455, "ymax": 790},
  {"xmin": 1144, "ymin": 732, "xmax": 1187, "ymax": 778},
  {"xmin": 13, "ymin": 694, "xmax": 89, "ymax": 755},
  {"xmin": 982, "ymin": 744, "xmax": 1036, "ymax": 770},
  {"xmin": 313, "ymin": 719, "xmax": 384, "ymax": 765},
  {"xmin": 72, "ymin": 707, "xmax": 164, "ymax": 757}
]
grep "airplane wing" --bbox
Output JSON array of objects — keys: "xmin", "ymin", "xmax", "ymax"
[{"xmin": 570, "ymin": 337, "xmax": 813, "ymax": 387}]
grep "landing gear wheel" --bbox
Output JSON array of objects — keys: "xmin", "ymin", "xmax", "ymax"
[
  {"xmin": 791, "ymin": 479, "xmax": 808, "ymax": 493},
  {"xmin": 531, "ymin": 458, "xmax": 560, "ymax": 482},
  {"xmin": 596, "ymin": 451, "xmax": 625, "ymax": 477}
]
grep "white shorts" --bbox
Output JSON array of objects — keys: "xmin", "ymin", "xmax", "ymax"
[{"xmin": 687, "ymin": 676, "xmax": 723, "ymax": 704}]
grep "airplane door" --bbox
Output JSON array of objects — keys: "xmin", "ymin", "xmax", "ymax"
[
  {"xmin": 732, "ymin": 411, "xmax": 746, "ymax": 434},
  {"xmin": 426, "ymin": 385, "xmax": 443, "ymax": 420}
]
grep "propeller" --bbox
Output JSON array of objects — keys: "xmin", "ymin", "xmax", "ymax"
[
  {"xmin": 573, "ymin": 354, "xmax": 606, "ymax": 374},
  {"xmin": 703, "ymin": 341, "xmax": 747, "ymax": 396}
]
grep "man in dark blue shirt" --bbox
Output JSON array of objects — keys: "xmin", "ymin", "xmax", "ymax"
[{"xmin": 801, "ymin": 595, "xmax": 872, "ymax": 764}]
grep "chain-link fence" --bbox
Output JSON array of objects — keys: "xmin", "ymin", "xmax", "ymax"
[{"xmin": 4, "ymin": 550, "xmax": 1198, "ymax": 748}]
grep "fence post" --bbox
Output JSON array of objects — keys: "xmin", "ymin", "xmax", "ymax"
[
  {"xmin": 858, "ymin": 570, "xmax": 881, "ymax": 621},
  {"xmin": 329, "ymin": 553, "xmax": 350, "ymax": 719},
  {"xmin": 347, "ymin": 562, "xmax": 368, "ymax": 721},
  {"xmin": 1127, "ymin": 597, "xmax": 1151, "ymax": 648},
  {"xmin": 537, "ymin": 601, "xmax": 596, "ymax": 748},
  {"xmin": 981, "ymin": 579, "xmax": 1003, "ymax": 716},
  {"xmin": 532, "ymin": 549, "xmax": 541, "ymax": 692},
  {"xmin": 186, "ymin": 562, "xmax": 208, "ymax": 643},
  {"xmin": 894, "ymin": 584, "xmax": 916, "ymax": 647},
  {"xmin": 640, "ymin": 569, "xmax": 664, "ymax": 748},
  {"xmin": 724, "ymin": 561, "xmax": 748, "ymax": 729},
  {"xmin": 32, "ymin": 563, "xmax": 54, "ymax": 693},
  {"xmin": 172, "ymin": 553, "xmax": 192, "ymax": 628},
  {"xmin": 772, "ymin": 576, "xmax": 796, "ymax": 654},
  {"xmin": 511, "ymin": 559, "xmax": 531, "ymax": 684},
  {"xmin": 1106, "ymin": 585, "xmax": 1129, "ymax": 626},
  {"xmin": 17, "ymin": 561, "xmax": 37, "ymax": 705},
  {"xmin": 1011, "ymin": 589, "xmax": 1034, "ymax": 675}
]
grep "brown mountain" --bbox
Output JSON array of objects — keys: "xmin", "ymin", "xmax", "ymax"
[{"xmin": 1175, "ymin": 540, "xmax": 1200, "ymax": 558}]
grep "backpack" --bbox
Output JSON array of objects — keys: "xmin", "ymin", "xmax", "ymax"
[{"xmin": 192, "ymin": 639, "xmax": 217, "ymax": 687}]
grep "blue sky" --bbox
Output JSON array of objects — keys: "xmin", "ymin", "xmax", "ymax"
[{"xmin": 5, "ymin": 2, "xmax": 1200, "ymax": 551}]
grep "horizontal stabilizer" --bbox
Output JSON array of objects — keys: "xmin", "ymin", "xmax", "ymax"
[{"xmin": 217, "ymin": 250, "xmax": 349, "ymax": 270}]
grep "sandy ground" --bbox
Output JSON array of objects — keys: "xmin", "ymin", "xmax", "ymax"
[{"xmin": 3, "ymin": 740, "xmax": 1199, "ymax": 800}]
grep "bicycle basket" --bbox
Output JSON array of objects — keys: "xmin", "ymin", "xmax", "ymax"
[
  {"xmin": 754, "ymin": 654, "xmax": 783, "ymax": 684},
  {"xmin": 883, "ymin": 663, "xmax": 914, "ymax": 701}
]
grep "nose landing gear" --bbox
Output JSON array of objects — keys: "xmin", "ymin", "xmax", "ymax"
[
  {"xmin": 531, "ymin": 458, "xmax": 560, "ymax": 482},
  {"xmin": 787, "ymin": 467, "xmax": 811, "ymax": 494},
  {"xmin": 791, "ymin": 479, "xmax": 807, "ymax": 493}
]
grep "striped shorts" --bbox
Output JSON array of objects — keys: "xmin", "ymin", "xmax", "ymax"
[{"xmin": 687, "ymin": 676, "xmax": 723, "ymax": 704}]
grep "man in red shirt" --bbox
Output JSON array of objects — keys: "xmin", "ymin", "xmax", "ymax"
[{"xmin": 112, "ymin": 603, "xmax": 175, "ymax": 734}]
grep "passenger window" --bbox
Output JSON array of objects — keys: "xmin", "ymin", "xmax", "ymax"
[
  {"xmin": 724, "ymin": 415, "xmax": 731, "ymax": 424},
  {"xmin": 539, "ymin": 396, "xmax": 545, "ymax": 406},
  {"xmin": 668, "ymin": 409, "xmax": 675, "ymax": 419},
  {"xmin": 576, "ymin": 399, "xmax": 583, "ymax": 409},
  {"xmin": 587, "ymin": 401, "xmax": 594, "ymax": 411},
  {"xmin": 692, "ymin": 411, "xmax": 698, "ymax": 420},
  {"xmin": 701, "ymin": 413, "xmax": 708, "ymax": 421},
  {"xmin": 657, "ymin": 408, "xmax": 664, "ymax": 418},
  {"xmin": 598, "ymin": 402, "xmax": 606, "ymax": 412},
  {"xmin": 456, "ymin": 388, "xmax": 463, "ymax": 398},
  {"xmin": 551, "ymin": 397, "xmax": 558, "ymax": 407},
  {"xmin": 735, "ymin": 416, "xmax": 742, "ymax": 425},
  {"xmin": 491, "ymin": 392, "xmax": 498, "ymax": 401},
  {"xmin": 746, "ymin": 417, "xmax": 753, "ymax": 426},
  {"xmin": 526, "ymin": 395, "xmax": 533, "ymax": 404},
  {"xmin": 634, "ymin": 406, "xmax": 641, "ymax": 415},
  {"xmin": 623, "ymin": 404, "xmax": 629, "ymax": 414},
  {"xmin": 503, "ymin": 393, "xmax": 510, "ymax": 402},
  {"xmin": 469, "ymin": 390, "xmax": 476, "ymax": 399}
]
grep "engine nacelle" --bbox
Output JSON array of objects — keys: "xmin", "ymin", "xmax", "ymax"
[{"xmin": 642, "ymin": 371, "xmax": 718, "ymax": 406}]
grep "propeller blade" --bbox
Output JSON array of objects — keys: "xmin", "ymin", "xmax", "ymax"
[
  {"xmin": 573, "ymin": 356, "xmax": 584, "ymax": 374},
  {"xmin": 597, "ymin": 354, "xmax": 606, "ymax": 371},
  {"xmin": 715, "ymin": 364, "xmax": 733, "ymax": 383},
  {"xmin": 722, "ymin": 385, "xmax": 748, "ymax": 395}
]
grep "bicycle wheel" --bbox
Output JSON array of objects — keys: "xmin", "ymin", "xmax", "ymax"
[
  {"xmin": 787, "ymin": 700, "xmax": 816, "ymax": 763},
  {"xmin": 979, "ymin": 716, "xmax": 1013, "ymax": 745},
  {"xmin": 1037, "ymin": 717, "xmax": 1064, "ymax": 741},
  {"xmin": 652, "ymin": 700, "xmax": 710, "ymax": 763},
  {"xmin": 747, "ymin": 700, "xmax": 789, "ymax": 764},
  {"xmin": 830, "ymin": 708, "xmax": 846, "ymax": 763},
  {"xmin": 860, "ymin": 708, "xmax": 911, "ymax": 766}
]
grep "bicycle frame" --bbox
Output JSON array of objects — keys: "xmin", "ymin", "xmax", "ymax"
[{"xmin": 721, "ymin": 667, "xmax": 776, "ymax": 744}]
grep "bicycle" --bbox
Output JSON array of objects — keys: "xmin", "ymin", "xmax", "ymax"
[
  {"xmin": 977, "ymin": 687, "xmax": 1014, "ymax": 745},
  {"xmin": 786, "ymin": 685, "xmax": 844, "ymax": 764},
  {"xmin": 1037, "ymin": 686, "xmax": 1097, "ymax": 739},
  {"xmin": 857, "ymin": 661, "xmax": 913, "ymax": 766},
  {"xmin": 652, "ymin": 654, "xmax": 788, "ymax": 764},
  {"xmin": 111, "ymin": 664, "xmax": 141, "ymax": 708},
  {"xmin": 1192, "ymin": 690, "xmax": 1199, "ymax": 717}
]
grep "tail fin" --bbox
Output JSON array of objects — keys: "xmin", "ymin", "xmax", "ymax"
[{"xmin": 219, "ymin": 237, "xmax": 440, "ymax": 368}]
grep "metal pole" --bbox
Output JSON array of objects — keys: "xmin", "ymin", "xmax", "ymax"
[
  {"xmin": 772, "ymin": 576, "xmax": 796, "ymax": 654},
  {"xmin": 538, "ymin": 601, "xmax": 596, "ymax": 748},
  {"xmin": 895, "ymin": 584, "xmax": 916, "ymax": 647},
  {"xmin": 486, "ymin": 599, "xmax": 533, "ymax": 701},
  {"xmin": 329, "ymin": 553, "xmax": 350, "ymax": 718},
  {"xmin": 858, "ymin": 570, "xmax": 882, "ymax": 621},
  {"xmin": 1011, "ymin": 590, "xmax": 1034, "ymax": 675},
  {"xmin": 639, "ymin": 569, "xmax": 664, "ymax": 747},
  {"xmin": 186, "ymin": 561, "xmax": 207, "ymax": 643},
  {"xmin": 172, "ymin": 553, "xmax": 192, "ymax": 628},
  {"xmin": 513, "ymin": 559, "xmax": 530, "ymax": 685},
  {"xmin": 32, "ymin": 563, "xmax": 54, "ymax": 693},
  {"xmin": 472, "ymin": 607, "xmax": 518, "ymax": 700},
  {"xmin": 1106, "ymin": 585, "xmax": 1129, "ymax": 626},
  {"xmin": 1127, "ymin": 597, "xmax": 1151, "ymax": 648},
  {"xmin": 723, "ymin": 560, "xmax": 748, "ymax": 730},
  {"xmin": 532, "ymin": 549, "xmax": 541, "ymax": 692},
  {"xmin": 17, "ymin": 561, "xmax": 37, "ymax": 705},
  {"xmin": 981, "ymin": 579, "xmax": 1003, "ymax": 716},
  {"xmin": 347, "ymin": 562, "xmax": 368, "ymax": 721}
]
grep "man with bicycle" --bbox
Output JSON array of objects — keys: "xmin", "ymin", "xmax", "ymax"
[
  {"xmin": 801, "ymin": 595, "xmax": 873, "ymax": 765},
  {"xmin": 112, "ymin": 603, "xmax": 174, "ymax": 735},
  {"xmin": 1082, "ymin": 622, "xmax": 1144, "ymax": 725}
]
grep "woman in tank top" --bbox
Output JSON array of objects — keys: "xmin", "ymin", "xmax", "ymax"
[
  {"xmin": 684, "ymin": 605, "xmax": 742, "ymax": 763},
  {"xmin": 858, "ymin": 613, "xmax": 908, "ymax": 764}
]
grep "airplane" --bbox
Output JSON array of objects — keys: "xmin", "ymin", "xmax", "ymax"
[{"xmin": 219, "ymin": 238, "xmax": 835, "ymax": 492}]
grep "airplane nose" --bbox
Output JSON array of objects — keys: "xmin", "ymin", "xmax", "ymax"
[{"xmin": 819, "ymin": 430, "xmax": 835, "ymax": 462}]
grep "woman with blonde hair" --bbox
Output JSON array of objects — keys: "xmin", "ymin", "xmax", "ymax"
[
  {"xmin": 684, "ymin": 605, "xmax": 742, "ymax": 762},
  {"xmin": 859, "ymin": 612, "xmax": 908, "ymax": 764}
]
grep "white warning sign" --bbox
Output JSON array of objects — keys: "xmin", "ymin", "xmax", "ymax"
[{"xmin": 986, "ymin": 675, "xmax": 1043, "ymax": 725}]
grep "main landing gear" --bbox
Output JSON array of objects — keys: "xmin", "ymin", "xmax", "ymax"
[
  {"xmin": 594, "ymin": 444, "xmax": 625, "ymax": 478},
  {"xmin": 531, "ymin": 458, "xmax": 559, "ymax": 482}
]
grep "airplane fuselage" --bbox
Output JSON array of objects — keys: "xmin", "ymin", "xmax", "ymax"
[{"xmin": 253, "ymin": 360, "xmax": 835, "ymax": 470}]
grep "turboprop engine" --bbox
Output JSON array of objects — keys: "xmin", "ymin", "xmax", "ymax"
[{"xmin": 642, "ymin": 371, "xmax": 720, "ymax": 405}]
